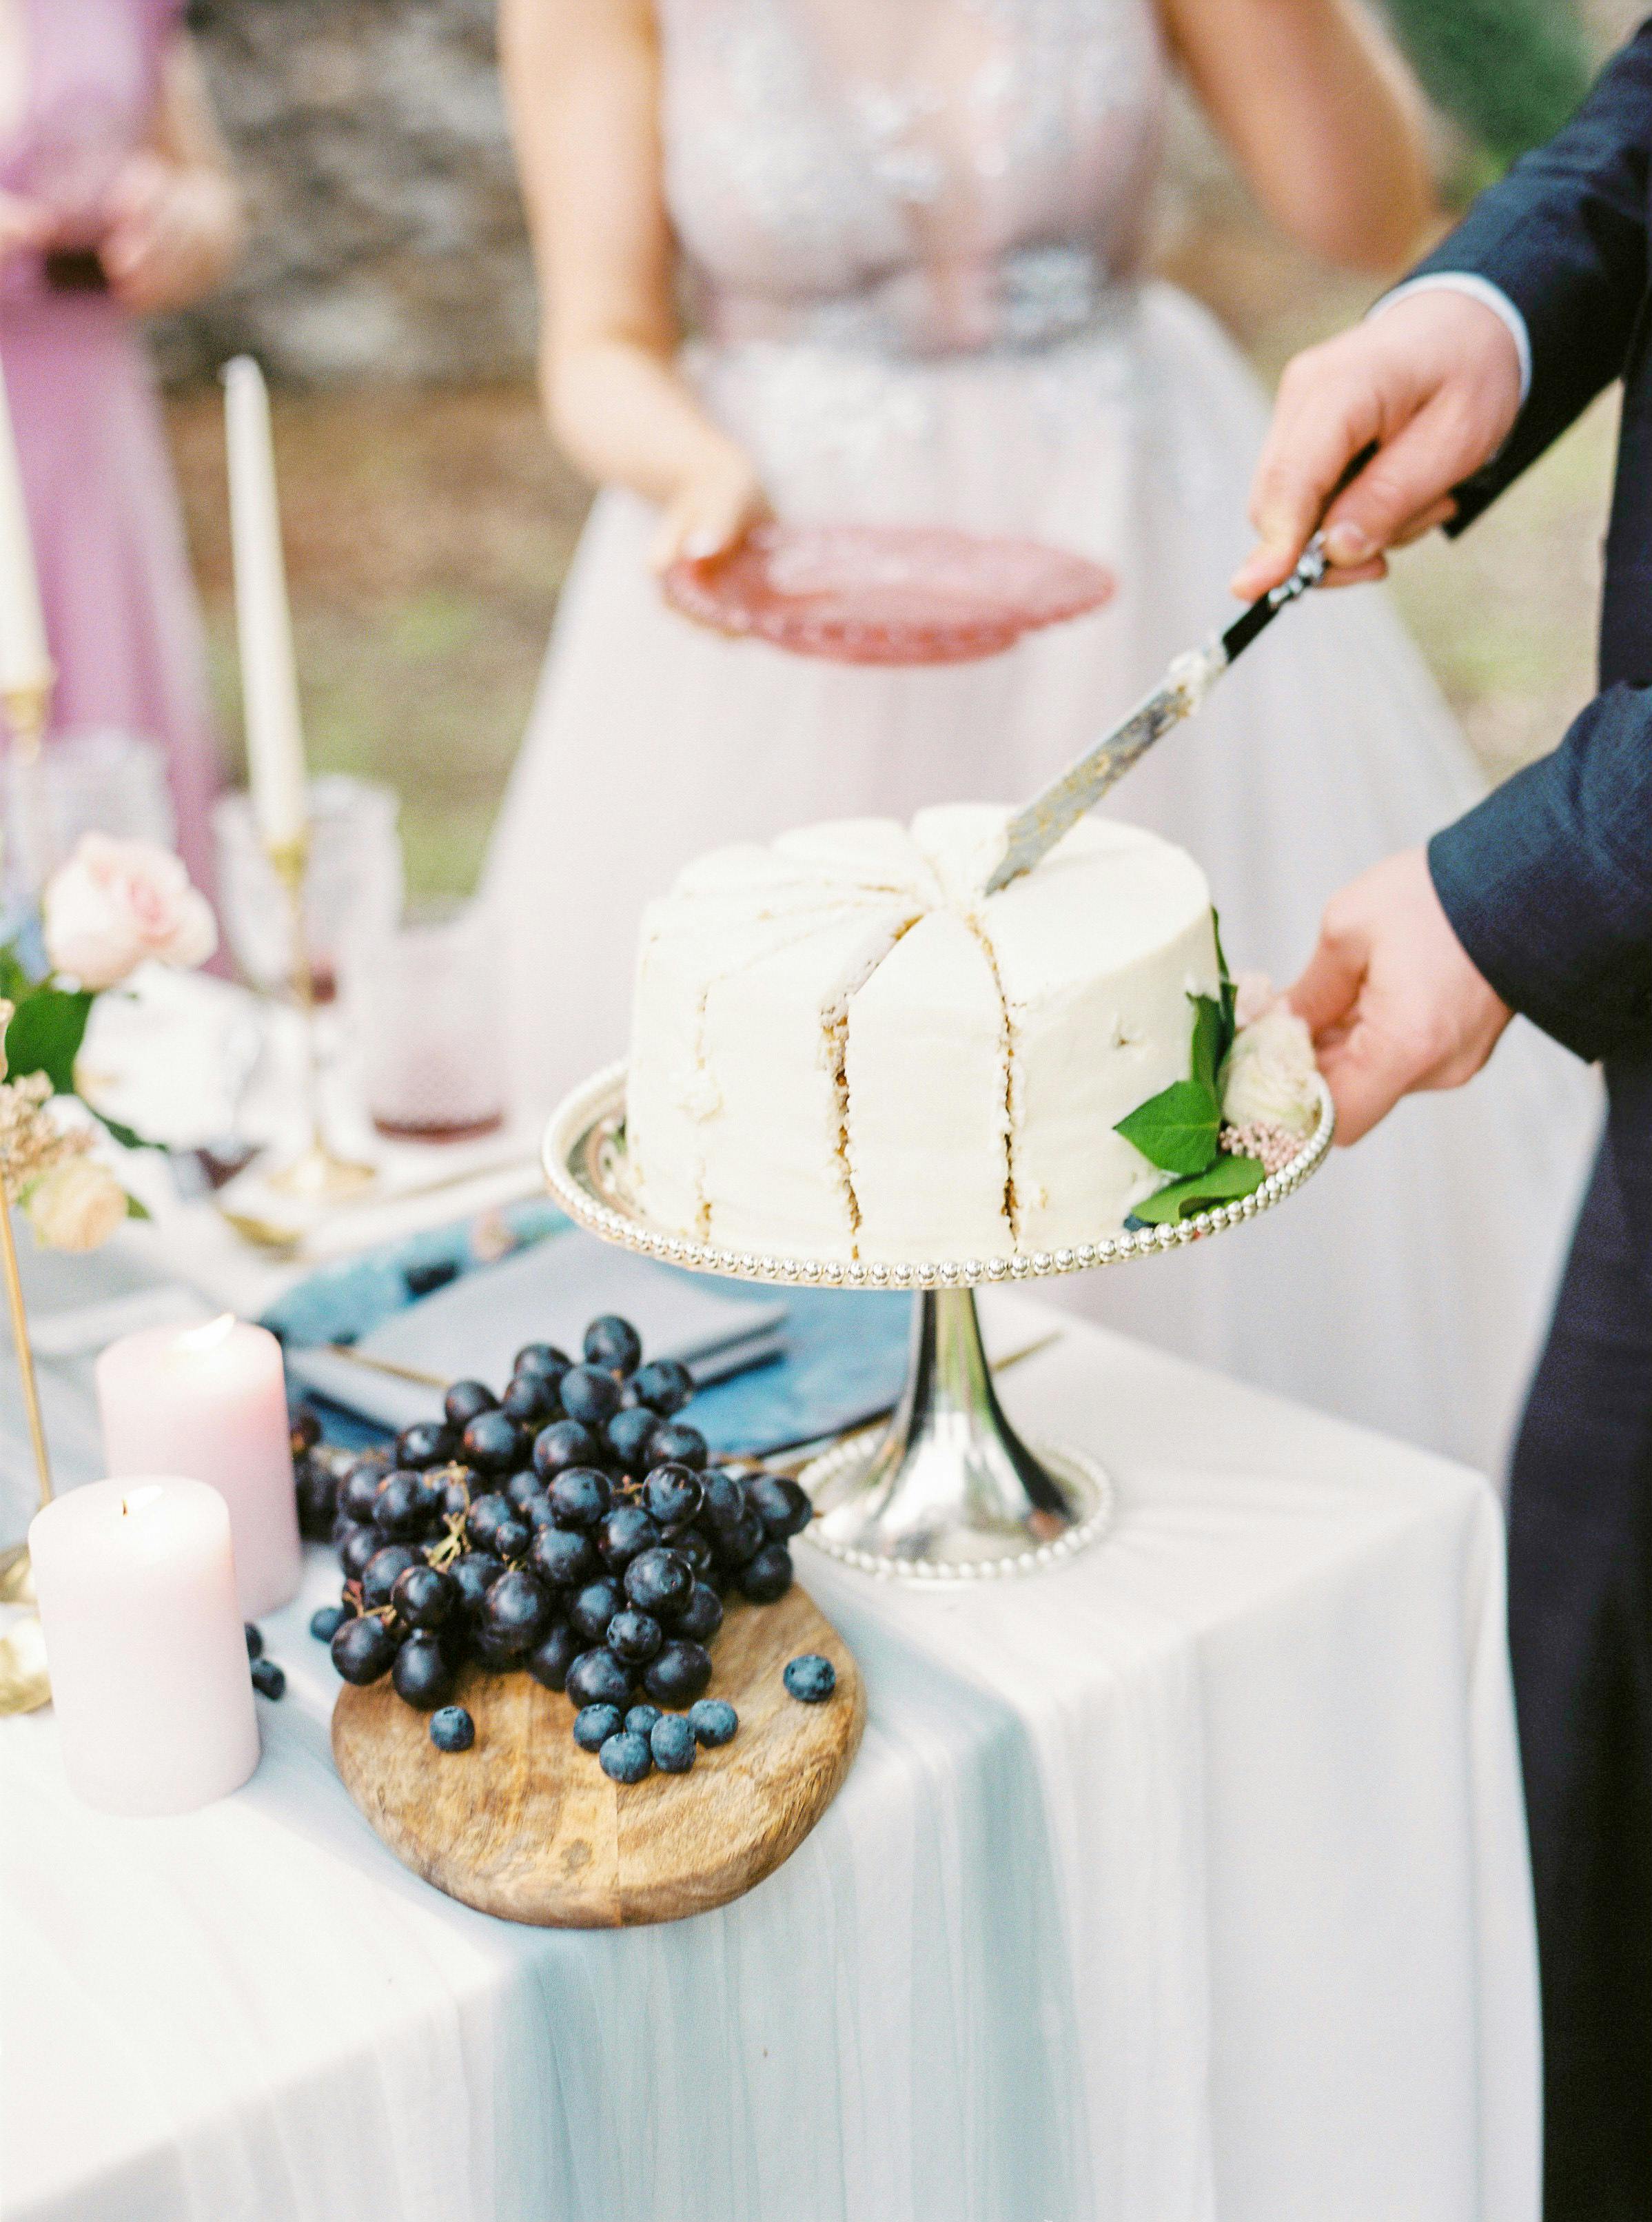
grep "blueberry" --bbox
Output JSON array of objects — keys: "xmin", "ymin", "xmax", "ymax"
[
  {"xmin": 341, "ymin": 1458, "xmax": 390, "ymax": 1524},
  {"xmin": 740, "ymin": 1543, "xmax": 793, "ymax": 1604},
  {"xmin": 566, "ymin": 1647, "xmax": 635, "ymax": 1709},
  {"xmin": 713, "ymin": 1506, "xmax": 766, "ymax": 1570},
  {"xmin": 444, "ymin": 1379, "xmax": 497, "ymax": 1430},
  {"xmin": 528, "ymin": 1525, "xmax": 598, "ymax": 1591},
  {"xmin": 598, "ymin": 1504, "xmax": 660, "ymax": 1571},
  {"xmin": 650, "ymin": 1715, "xmax": 697, "ymax": 1774},
  {"xmin": 533, "ymin": 1420, "xmax": 602, "ymax": 1481},
  {"xmin": 503, "ymin": 1371, "xmax": 560, "ymax": 1427},
  {"xmin": 624, "ymin": 1547, "xmax": 693, "ymax": 1619},
  {"xmin": 449, "ymin": 1550, "xmax": 504, "ymax": 1620},
  {"xmin": 598, "ymin": 1731, "xmax": 652, "ymax": 1784},
  {"xmin": 482, "ymin": 1568, "xmax": 554, "ymax": 1653},
  {"xmin": 643, "ymin": 1463, "xmax": 704, "ymax": 1530},
  {"xmin": 393, "ymin": 1631, "xmax": 455, "ymax": 1709},
  {"xmin": 332, "ymin": 1613, "xmax": 399, "ymax": 1685},
  {"xmin": 642, "ymin": 1639, "xmax": 713, "ymax": 1706},
  {"xmin": 625, "ymin": 1702, "xmax": 662, "ymax": 1737},
  {"xmin": 784, "ymin": 1653, "xmax": 836, "ymax": 1703},
  {"xmin": 311, "ymin": 1602, "xmax": 347, "ymax": 1642},
  {"xmin": 524, "ymin": 1621, "xmax": 583, "ymax": 1691},
  {"xmin": 250, "ymin": 1656, "xmax": 285, "ymax": 1699},
  {"xmin": 747, "ymin": 1474, "xmax": 813, "ymax": 1540},
  {"xmin": 464, "ymin": 1491, "xmax": 516, "ymax": 1551},
  {"xmin": 373, "ymin": 1469, "xmax": 436, "ymax": 1539},
  {"xmin": 490, "ymin": 1516, "xmax": 532, "ymax": 1564},
  {"xmin": 515, "ymin": 1342, "xmax": 571, "ymax": 1385},
  {"xmin": 294, "ymin": 1456, "xmax": 338, "ymax": 1540},
  {"xmin": 391, "ymin": 1562, "xmax": 455, "ymax": 1630},
  {"xmin": 362, "ymin": 1543, "xmax": 421, "ymax": 1610},
  {"xmin": 604, "ymin": 1406, "xmax": 660, "ymax": 1474},
  {"xmin": 688, "ymin": 1698, "xmax": 738, "ymax": 1748},
  {"xmin": 395, "ymin": 1418, "xmax": 456, "ymax": 1470},
  {"xmin": 647, "ymin": 1420, "xmax": 707, "ymax": 1471},
  {"xmin": 519, "ymin": 1489, "xmax": 558, "ymax": 1531},
  {"xmin": 463, "ymin": 1409, "xmax": 525, "ymax": 1476},
  {"xmin": 630, "ymin": 1358, "xmax": 694, "ymax": 1416},
  {"xmin": 337, "ymin": 1523, "xmax": 381, "ymax": 1582},
  {"xmin": 289, "ymin": 1405, "xmax": 323, "ymax": 1451},
  {"xmin": 573, "ymin": 1702, "xmax": 624, "ymax": 1753},
  {"xmin": 568, "ymin": 1576, "xmax": 626, "ymax": 1644},
  {"xmin": 700, "ymin": 1471, "xmax": 748, "ymax": 1533},
  {"xmin": 675, "ymin": 1581, "xmax": 724, "ymax": 1644},
  {"xmin": 608, "ymin": 1608, "xmax": 663, "ymax": 1665},
  {"xmin": 546, "ymin": 1465, "xmax": 612, "ymax": 1529},
  {"xmin": 245, "ymin": 1622, "xmax": 263, "ymax": 1658},
  {"xmin": 560, "ymin": 1364, "xmax": 622, "ymax": 1427},
  {"xmin": 429, "ymin": 1705, "xmax": 475, "ymax": 1753}
]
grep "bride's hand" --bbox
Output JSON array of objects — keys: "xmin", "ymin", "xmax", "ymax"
[{"xmin": 648, "ymin": 447, "xmax": 771, "ymax": 571}]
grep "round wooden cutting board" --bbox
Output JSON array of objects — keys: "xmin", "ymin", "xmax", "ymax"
[{"xmin": 332, "ymin": 1584, "xmax": 864, "ymax": 1927}]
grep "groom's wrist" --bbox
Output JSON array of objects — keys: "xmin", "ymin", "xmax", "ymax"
[{"xmin": 1371, "ymin": 274, "xmax": 1531, "ymax": 406}]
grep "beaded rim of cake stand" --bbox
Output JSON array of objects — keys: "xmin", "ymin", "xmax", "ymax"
[{"xmin": 540, "ymin": 1063, "xmax": 1336, "ymax": 1290}]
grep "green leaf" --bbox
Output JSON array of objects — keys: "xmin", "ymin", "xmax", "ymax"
[
  {"xmin": 1132, "ymin": 1151, "xmax": 1267, "ymax": 1225},
  {"xmin": 1190, "ymin": 995, "xmax": 1223, "ymax": 1097},
  {"xmin": 92, "ymin": 1109, "xmax": 160, "ymax": 1154},
  {"xmin": 1114, "ymin": 1077, "xmax": 1221, "ymax": 1176},
  {"xmin": 1210, "ymin": 907, "xmax": 1237, "ymax": 1052},
  {"xmin": 124, "ymin": 1191, "xmax": 151, "ymax": 1221},
  {"xmin": 2, "ymin": 984, "xmax": 93, "ymax": 1096}
]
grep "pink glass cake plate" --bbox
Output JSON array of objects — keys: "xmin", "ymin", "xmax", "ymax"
[{"xmin": 661, "ymin": 522, "xmax": 1114, "ymax": 666}]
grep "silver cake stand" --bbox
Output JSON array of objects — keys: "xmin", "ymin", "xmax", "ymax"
[{"xmin": 542, "ymin": 1066, "xmax": 1334, "ymax": 1582}]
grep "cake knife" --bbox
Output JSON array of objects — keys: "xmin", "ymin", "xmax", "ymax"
[{"xmin": 983, "ymin": 446, "xmax": 1376, "ymax": 895}]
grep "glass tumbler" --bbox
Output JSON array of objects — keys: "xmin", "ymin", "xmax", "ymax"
[
  {"xmin": 213, "ymin": 776, "xmax": 402, "ymax": 999},
  {"xmin": 346, "ymin": 905, "xmax": 508, "ymax": 1143}
]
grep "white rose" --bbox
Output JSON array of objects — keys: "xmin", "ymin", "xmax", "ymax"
[
  {"xmin": 43, "ymin": 834, "xmax": 217, "ymax": 991},
  {"xmin": 1221, "ymin": 1006, "xmax": 1320, "ymax": 1137},
  {"xmin": 23, "ymin": 1158, "xmax": 129, "ymax": 1252}
]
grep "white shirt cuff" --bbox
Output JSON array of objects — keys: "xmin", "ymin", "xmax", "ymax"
[{"xmin": 1371, "ymin": 274, "xmax": 1532, "ymax": 405}]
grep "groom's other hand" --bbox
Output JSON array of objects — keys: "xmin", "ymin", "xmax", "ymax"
[
  {"xmin": 1289, "ymin": 848, "xmax": 1513, "ymax": 1145},
  {"xmin": 1232, "ymin": 290, "xmax": 1524, "ymax": 597}
]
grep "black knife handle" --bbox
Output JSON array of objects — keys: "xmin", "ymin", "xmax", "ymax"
[{"xmin": 1217, "ymin": 438, "xmax": 1379, "ymax": 669}]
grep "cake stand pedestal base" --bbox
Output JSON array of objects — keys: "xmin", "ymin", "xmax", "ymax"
[{"xmin": 801, "ymin": 1286, "xmax": 1112, "ymax": 1582}]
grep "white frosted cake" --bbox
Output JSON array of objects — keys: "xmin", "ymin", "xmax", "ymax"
[{"xmin": 625, "ymin": 804, "xmax": 1221, "ymax": 1263}]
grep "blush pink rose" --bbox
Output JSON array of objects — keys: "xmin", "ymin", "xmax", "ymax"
[{"xmin": 42, "ymin": 835, "xmax": 217, "ymax": 991}]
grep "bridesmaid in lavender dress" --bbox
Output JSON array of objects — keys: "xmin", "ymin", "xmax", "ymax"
[
  {"xmin": 0, "ymin": 0, "xmax": 240, "ymax": 890},
  {"xmin": 488, "ymin": 0, "xmax": 1601, "ymax": 1471}
]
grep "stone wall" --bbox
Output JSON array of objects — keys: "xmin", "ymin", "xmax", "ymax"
[{"xmin": 157, "ymin": 0, "xmax": 537, "ymax": 383}]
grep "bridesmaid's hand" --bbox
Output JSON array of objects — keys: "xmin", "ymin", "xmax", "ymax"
[
  {"xmin": 0, "ymin": 188, "xmax": 50, "ymax": 266},
  {"xmin": 649, "ymin": 446, "xmax": 772, "ymax": 571},
  {"xmin": 99, "ymin": 152, "xmax": 240, "ymax": 314}
]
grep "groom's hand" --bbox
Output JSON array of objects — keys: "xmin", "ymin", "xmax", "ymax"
[
  {"xmin": 1232, "ymin": 290, "xmax": 1524, "ymax": 598},
  {"xmin": 1289, "ymin": 848, "xmax": 1513, "ymax": 1145}
]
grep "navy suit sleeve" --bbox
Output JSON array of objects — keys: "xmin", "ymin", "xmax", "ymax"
[
  {"xmin": 1407, "ymin": 24, "xmax": 1652, "ymax": 531},
  {"xmin": 1429, "ymin": 684, "xmax": 1652, "ymax": 1063}
]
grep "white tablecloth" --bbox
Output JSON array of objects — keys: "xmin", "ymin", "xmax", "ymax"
[{"xmin": 0, "ymin": 1295, "xmax": 1538, "ymax": 2222}]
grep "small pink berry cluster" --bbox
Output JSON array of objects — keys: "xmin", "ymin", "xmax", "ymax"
[{"xmin": 1220, "ymin": 1121, "xmax": 1296, "ymax": 1176}]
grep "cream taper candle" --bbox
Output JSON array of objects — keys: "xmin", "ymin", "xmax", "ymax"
[
  {"xmin": 0, "ymin": 350, "xmax": 50, "ymax": 699},
  {"xmin": 96, "ymin": 1315, "xmax": 301, "ymax": 1616},
  {"xmin": 224, "ymin": 355, "xmax": 307, "ymax": 850},
  {"xmin": 30, "ymin": 1478, "xmax": 260, "ymax": 1816}
]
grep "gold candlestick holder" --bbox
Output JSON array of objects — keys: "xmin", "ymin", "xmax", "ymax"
[
  {"xmin": 0, "ymin": 676, "xmax": 57, "ymax": 1713},
  {"xmin": 263, "ymin": 832, "xmax": 375, "ymax": 1203}
]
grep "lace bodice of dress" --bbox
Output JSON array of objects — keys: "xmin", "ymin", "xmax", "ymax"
[{"xmin": 657, "ymin": 0, "xmax": 1165, "ymax": 355}]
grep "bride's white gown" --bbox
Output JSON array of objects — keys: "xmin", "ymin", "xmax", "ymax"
[{"xmin": 487, "ymin": 0, "xmax": 1600, "ymax": 1473}]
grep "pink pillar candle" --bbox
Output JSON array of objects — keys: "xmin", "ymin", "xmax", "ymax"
[
  {"xmin": 30, "ymin": 1478, "xmax": 261, "ymax": 1816},
  {"xmin": 96, "ymin": 1316, "xmax": 301, "ymax": 1617}
]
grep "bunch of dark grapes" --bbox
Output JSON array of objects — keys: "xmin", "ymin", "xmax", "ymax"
[{"xmin": 315, "ymin": 1314, "xmax": 812, "ymax": 1775}]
